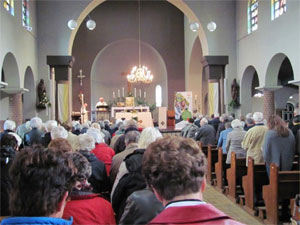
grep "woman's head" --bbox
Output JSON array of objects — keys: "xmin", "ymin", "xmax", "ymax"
[
  {"xmin": 138, "ymin": 127, "xmax": 162, "ymax": 149},
  {"xmin": 267, "ymin": 115, "xmax": 289, "ymax": 137}
]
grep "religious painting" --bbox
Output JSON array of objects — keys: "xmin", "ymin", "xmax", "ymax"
[
  {"xmin": 126, "ymin": 97, "xmax": 135, "ymax": 107},
  {"xmin": 174, "ymin": 92, "xmax": 193, "ymax": 124}
]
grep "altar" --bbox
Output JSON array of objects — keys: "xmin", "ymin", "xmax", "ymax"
[
  {"xmin": 111, "ymin": 106, "xmax": 150, "ymax": 118},
  {"xmin": 115, "ymin": 112, "xmax": 153, "ymax": 128}
]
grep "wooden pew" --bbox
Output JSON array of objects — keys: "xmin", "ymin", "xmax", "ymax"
[
  {"xmin": 214, "ymin": 147, "xmax": 227, "ymax": 192},
  {"xmin": 242, "ymin": 157, "xmax": 269, "ymax": 215},
  {"xmin": 226, "ymin": 152, "xmax": 247, "ymax": 202},
  {"xmin": 207, "ymin": 145, "xmax": 219, "ymax": 184},
  {"xmin": 262, "ymin": 163, "xmax": 300, "ymax": 225},
  {"xmin": 197, "ymin": 142, "xmax": 217, "ymax": 158}
]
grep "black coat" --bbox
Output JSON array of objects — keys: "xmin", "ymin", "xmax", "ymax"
[
  {"xmin": 79, "ymin": 150, "xmax": 109, "ymax": 194},
  {"xmin": 112, "ymin": 148, "xmax": 146, "ymax": 222},
  {"xmin": 194, "ymin": 124, "xmax": 216, "ymax": 146},
  {"xmin": 24, "ymin": 128, "xmax": 44, "ymax": 146},
  {"xmin": 42, "ymin": 132, "xmax": 52, "ymax": 147}
]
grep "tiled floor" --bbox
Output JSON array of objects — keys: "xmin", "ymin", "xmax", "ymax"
[{"xmin": 203, "ymin": 184, "xmax": 264, "ymax": 225}]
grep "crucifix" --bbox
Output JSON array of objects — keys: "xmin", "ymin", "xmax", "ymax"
[
  {"xmin": 77, "ymin": 69, "xmax": 85, "ymax": 86},
  {"xmin": 121, "ymin": 71, "xmax": 131, "ymax": 94}
]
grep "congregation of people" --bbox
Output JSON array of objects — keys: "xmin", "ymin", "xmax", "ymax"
[{"xmin": 0, "ymin": 110, "xmax": 299, "ymax": 224}]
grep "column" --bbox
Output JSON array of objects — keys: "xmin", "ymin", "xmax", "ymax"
[
  {"xmin": 50, "ymin": 67, "xmax": 56, "ymax": 120},
  {"xmin": 9, "ymin": 93, "xmax": 23, "ymax": 126},
  {"xmin": 263, "ymin": 89, "xmax": 275, "ymax": 120},
  {"xmin": 68, "ymin": 67, "xmax": 73, "ymax": 122}
]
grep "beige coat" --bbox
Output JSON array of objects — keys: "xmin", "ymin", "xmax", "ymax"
[{"xmin": 242, "ymin": 125, "xmax": 268, "ymax": 166}]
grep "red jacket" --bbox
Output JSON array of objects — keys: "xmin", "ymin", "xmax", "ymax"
[
  {"xmin": 92, "ymin": 143, "xmax": 115, "ymax": 175},
  {"xmin": 63, "ymin": 193, "xmax": 116, "ymax": 225},
  {"xmin": 149, "ymin": 203, "xmax": 244, "ymax": 225}
]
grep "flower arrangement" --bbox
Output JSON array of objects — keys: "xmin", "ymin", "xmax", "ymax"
[{"xmin": 37, "ymin": 92, "xmax": 51, "ymax": 109}]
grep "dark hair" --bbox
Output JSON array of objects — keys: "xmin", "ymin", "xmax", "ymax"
[
  {"xmin": 0, "ymin": 134, "xmax": 17, "ymax": 149},
  {"xmin": 142, "ymin": 136, "xmax": 207, "ymax": 201},
  {"xmin": 9, "ymin": 146, "xmax": 76, "ymax": 216},
  {"xmin": 293, "ymin": 115, "xmax": 300, "ymax": 123},
  {"xmin": 188, "ymin": 118, "xmax": 194, "ymax": 123},
  {"xmin": 70, "ymin": 152, "xmax": 91, "ymax": 182},
  {"xmin": 267, "ymin": 115, "xmax": 289, "ymax": 137},
  {"xmin": 48, "ymin": 138, "xmax": 73, "ymax": 153},
  {"xmin": 246, "ymin": 118, "xmax": 254, "ymax": 125}
]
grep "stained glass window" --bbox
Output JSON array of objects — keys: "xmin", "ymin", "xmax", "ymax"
[
  {"xmin": 3, "ymin": 0, "xmax": 14, "ymax": 16},
  {"xmin": 248, "ymin": 0, "xmax": 258, "ymax": 34},
  {"xmin": 22, "ymin": 0, "xmax": 30, "ymax": 28},
  {"xmin": 271, "ymin": 0, "xmax": 286, "ymax": 20}
]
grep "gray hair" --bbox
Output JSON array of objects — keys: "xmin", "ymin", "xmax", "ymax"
[
  {"xmin": 200, "ymin": 118, "xmax": 208, "ymax": 126},
  {"xmin": 225, "ymin": 122, "xmax": 231, "ymax": 129},
  {"xmin": 30, "ymin": 117, "xmax": 42, "ymax": 129},
  {"xmin": 246, "ymin": 118, "xmax": 254, "ymax": 125},
  {"xmin": 45, "ymin": 120, "xmax": 58, "ymax": 133},
  {"xmin": 51, "ymin": 126, "xmax": 68, "ymax": 139},
  {"xmin": 246, "ymin": 113, "xmax": 253, "ymax": 120},
  {"xmin": 79, "ymin": 134, "xmax": 95, "ymax": 151},
  {"xmin": 125, "ymin": 131, "xmax": 140, "ymax": 145},
  {"xmin": 231, "ymin": 119, "xmax": 243, "ymax": 129},
  {"xmin": 4, "ymin": 120, "xmax": 16, "ymax": 131},
  {"xmin": 253, "ymin": 112, "xmax": 264, "ymax": 123},
  {"xmin": 86, "ymin": 127, "xmax": 104, "ymax": 144},
  {"xmin": 138, "ymin": 127, "xmax": 162, "ymax": 149},
  {"xmin": 71, "ymin": 152, "xmax": 92, "ymax": 181}
]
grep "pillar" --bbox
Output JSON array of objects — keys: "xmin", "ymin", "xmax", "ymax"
[
  {"xmin": 50, "ymin": 67, "xmax": 56, "ymax": 120},
  {"xmin": 263, "ymin": 90, "xmax": 275, "ymax": 120},
  {"xmin": 9, "ymin": 93, "xmax": 23, "ymax": 126}
]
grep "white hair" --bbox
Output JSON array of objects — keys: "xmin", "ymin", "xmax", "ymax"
[
  {"xmin": 138, "ymin": 127, "xmax": 162, "ymax": 149},
  {"xmin": 30, "ymin": 117, "xmax": 42, "ymax": 129},
  {"xmin": 51, "ymin": 126, "xmax": 68, "ymax": 139},
  {"xmin": 115, "ymin": 119, "xmax": 122, "ymax": 125},
  {"xmin": 253, "ymin": 112, "xmax": 264, "ymax": 123},
  {"xmin": 86, "ymin": 127, "xmax": 104, "ymax": 144},
  {"xmin": 79, "ymin": 134, "xmax": 95, "ymax": 151},
  {"xmin": 82, "ymin": 122, "xmax": 90, "ymax": 129},
  {"xmin": 91, "ymin": 122, "xmax": 101, "ymax": 131},
  {"xmin": 45, "ymin": 120, "xmax": 58, "ymax": 132},
  {"xmin": 246, "ymin": 113, "xmax": 253, "ymax": 120},
  {"xmin": 200, "ymin": 118, "xmax": 208, "ymax": 126},
  {"xmin": 4, "ymin": 120, "xmax": 16, "ymax": 131},
  {"xmin": 8, "ymin": 132, "xmax": 22, "ymax": 147},
  {"xmin": 231, "ymin": 119, "xmax": 243, "ymax": 129}
]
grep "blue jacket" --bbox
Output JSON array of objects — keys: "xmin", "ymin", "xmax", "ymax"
[
  {"xmin": 1, "ymin": 217, "xmax": 73, "ymax": 225},
  {"xmin": 217, "ymin": 128, "xmax": 233, "ymax": 153}
]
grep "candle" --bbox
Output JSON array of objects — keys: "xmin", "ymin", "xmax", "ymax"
[
  {"xmin": 144, "ymin": 91, "xmax": 146, "ymax": 98},
  {"xmin": 134, "ymin": 88, "xmax": 136, "ymax": 98},
  {"xmin": 113, "ymin": 91, "xmax": 115, "ymax": 98},
  {"xmin": 139, "ymin": 89, "xmax": 142, "ymax": 98},
  {"xmin": 195, "ymin": 94, "xmax": 197, "ymax": 101},
  {"xmin": 122, "ymin": 87, "xmax": 125, "ymax": 97},
  {"xmin": 118, "ymin": 89, "xmax": 120, "ymax": 98}
]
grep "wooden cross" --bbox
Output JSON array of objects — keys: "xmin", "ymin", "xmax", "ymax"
[{"xmin": 77, "ymin": 69, "xmax": 85, "ymax": 86}]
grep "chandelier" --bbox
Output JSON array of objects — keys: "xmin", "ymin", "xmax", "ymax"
[{"xmin": 127, "ymin": 0, "xmax": 153, "ymax": 84}]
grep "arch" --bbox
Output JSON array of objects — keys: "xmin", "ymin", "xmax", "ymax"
[
  {"xmin": 187, "ymin": 36, "xmax": 203, "ymax": 113},
  {"xmin": 90, "ymin": 39, "xmax": 168, "ymax": 109},
  {"xmin": 265, "ymin": 53, "xmax": 294, "ymax": 86},
  {"xmin": 68, "ymin": 0, "xmax": 208, "ymax": 56},
  {"xmin": 241, "ymin": 65, "xmax": 261, "ymax": 115},
  {"xmin": 23, "ymin": 66, "xmax": 36, "ymax": 119},
  {"xmin": 1, "ymin": 52, "xmax": 20, "ymax": 88}
]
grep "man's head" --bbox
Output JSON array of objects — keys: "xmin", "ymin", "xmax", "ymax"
[
  {"xmin": 9, "ymin": 146, "xmax": 75, "ymax": 217},
  {"xmin": 125, "ymin": 130, "xmax": 140, "ymax": 146},
  {"xmin": 253, "ymin": 112, "xmax": 264, "ymax": 123},
  {"xmin": 246, "ymin": 118, "xmax": 255, "ymax": 126},
  {"xmin": 99, "ymin": 97, "xmax": 104, "ymax": 102},
  {"xmin": 200, "ymin": 118, "xmax": 208, "ymax": 127},
  {"xmin": 142, "ymin": 136, "xmax": 207, "ymax": 204},
  {"xmin": 4, "ymin": 120, "xmax": 16, "ymax": 131},
  {"xmin": 30, "ymin": 117, "xmax": 43, "ymax": 129}
]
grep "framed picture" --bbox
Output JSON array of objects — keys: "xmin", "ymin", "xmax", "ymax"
[{"xmin": 126, "ymin": 97, "xmax": 135, "ymax": 107}]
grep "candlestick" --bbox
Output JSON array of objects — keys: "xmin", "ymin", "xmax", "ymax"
[
  {"xmin": 144, "ymin": 91, "xmax": 146, "ymax": 98},
  {"xmin": 139, "ymin": 89, "xmax": 142, "ymax": 98},
  {"xmin": 113, "ymin": 91, "xmax": 115, "ymax": 98},
  {"xmin": 122, "ymin": 87, "xmax": 125, "ymax": 97},
  {"xmin": 134, "ymin": 88, "xmax": 136, "ymax": 98},
  {"xmin": 118, "ymin": 89, "xmax": 120, "ymax": 98}
]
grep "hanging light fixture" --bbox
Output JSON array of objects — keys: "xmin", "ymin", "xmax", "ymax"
[
  {"xmin": 67, "ymin": 15, "xmax": 96, "ymax": 31},
  {"xmin": 127, "ymin": 0, "xmax": 153, "ymax": 84}
]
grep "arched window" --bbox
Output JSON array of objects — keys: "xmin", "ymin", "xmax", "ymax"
[
  {"xmin": 22, "ymin": 0, "xmax": 30, "ymax": 28},
  {"xmin": 271, "ymin": 0, "xmax": 286, "ymax": 20},
  {"xmin": 248, "ymin": 0, "xmax": 258, "ymax": 34},
  {"xmin": 3, "ymin": 0, "xmax": 14, "ymax": 16},
  {"xmin": 155, "ymin": 85, "xmax": 162, "ymax": 107}
]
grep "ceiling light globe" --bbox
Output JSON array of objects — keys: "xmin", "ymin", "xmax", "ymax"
[
  {"xmin": 86, "ymin": 19, "xmax": 96, "ymax": 30},
  {"xmin": 67, "ymin": 19, "xmax": 77, "ymax": 30},
  {"xmin": 189, "ymin": 22, "xmax": 200, "ymax": 32},
  {"xmin": 207, "ymin": 21, "xmax": 217, "ymax": 32}
]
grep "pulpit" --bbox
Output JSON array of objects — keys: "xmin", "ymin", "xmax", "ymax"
[{"xmin": 95, "ymin": 110, "xmax": 109, "ymax": 121}]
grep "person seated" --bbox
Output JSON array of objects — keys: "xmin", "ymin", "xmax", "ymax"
[
  {"xmin": 51, "ymin": 126, "xmax": 69, "ymax": 140},
  {"xmin": 1, "ymin": 145, "xmax": 76, "ymax": 225},
  {"xmin": 142, "ymin": 136, "xmax": 244, "ymax": 225},
  {"xmin": 87, "ymin": 127, "xmax": 115, "ymax": 175},
  {"xmin": 78, "ymin": 134, "xmax": 109, "ymax": 195},
  {"xmin": 225, "ymin": 119, "xmax": 246, "ymax": 164},
  {"xmin": 181, "ymin": 118, "xmax": 198, "ymax": 139},
  {"xmin": 217, "ymin": 121, "xmax": 232, "ymax": 154},
  {"xmin": 194, "ymin": 118, "xmax": 216, "ymax": 145},
  {"xmin": 16, "ymin": 120, "xmax": 31, "ymax": 141},
  {"xmin": 111, "ymin": 127, "xmax": 162, "ymax": 222},
  {"xmin": 242, "ymin": 112, "xmax": 268, "ymax": 166},
  {"xmin": 216, "ymin": 114, "xmax": 230, "ymax": 140},
  {"xmin": 24, "ymin": 117, "xmax": 44, "ymax": 146},
  {"xmin": 98, "ymin": 121, "xmax": 112, "ymax": 145},
  {"xmin": 263, "ymin": 115, "xmax": 295, "ymax": 176},
  {"xmin": 0, "ymin": 134, "xmax": 19, "ymax": 216},
  {"xmin": 48, "ymin": 138, "xmax": 73, "ymax": 153},
  {"xmin": 110, "ymin": 130, "xmax": 140, "ymax": 185},
  {"xmin": 63, "ymin": 152, "xmax": 116, "ymax": 225}
]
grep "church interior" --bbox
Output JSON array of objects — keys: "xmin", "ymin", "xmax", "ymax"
[{"xmin": 0, "ymin": 0, "xmax": 300, "ymax": 224}]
